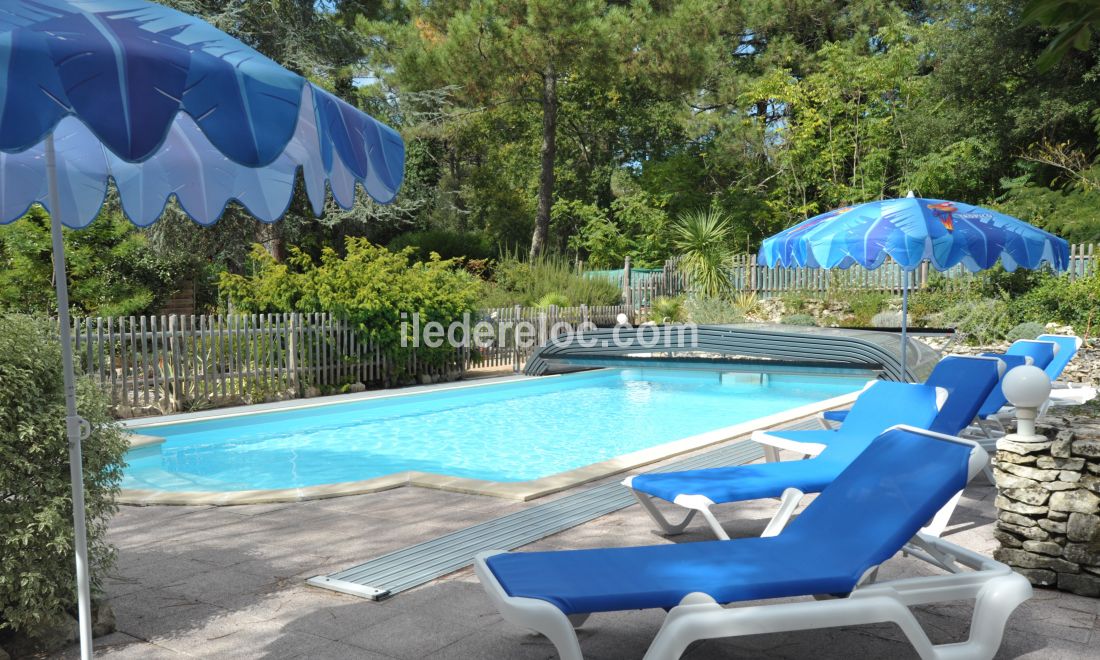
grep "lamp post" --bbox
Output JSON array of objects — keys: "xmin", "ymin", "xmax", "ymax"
[{"xmin": 999, "ymin": 365, "xmax": 1052, "ymax": 443}]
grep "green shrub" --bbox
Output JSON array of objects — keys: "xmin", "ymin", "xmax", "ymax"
[
  {"xmin": 387, "ymin": 229, "xmax": 495, "ymax": 262},
  {"xmin": 478, "ymin": 254, "xmax": 621, "ymax": 308},
  {"xmin": 0, "ymin": 315, "xmax": 127, "ymax": 637},
  {"xmin": 649, "ymin": 296, "xmax": 686, "ymax": 323},
  {"xmin": 1011, "ymin": 272, "xmax": 1100, "ymax": 334},
  {"xmin": 686, "ymin": 295, "xmax": 744, "ymax": 325},
  {"xmin": 908, "ymin": 286, "xmax": 979, "ymax": 326},
  {"xmin": 779, "ymin": 292, "xmax": 810, "ymax": 314},
  {"xmin": 1005, "ymin": 322, "xmax": 1045, "ymax": 342},
  {"xmin": 220, "ymin": 240, "xmax": 482, "ymax": 368},
  {"xmin": 780, "ymin": 313, "xmax": 817, "ymax": 326},
  {"xmin": 843, "ymin": 291, "xmax": 891, "ymax": 325},
  {"xmin": 942, "ymin": 297, "xmax": 1014, "ymax": 344},
  {"xmin": 535, "ymin": 292, "xmax": 570, "ymax": 308}
]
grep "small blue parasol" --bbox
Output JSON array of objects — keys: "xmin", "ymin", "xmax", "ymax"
[{"xmin": 759, "ymin": 193, "xmax": 1070, "ymax": 380}]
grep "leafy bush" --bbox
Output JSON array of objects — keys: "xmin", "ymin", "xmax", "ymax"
[
  {"xmin": 220, "ymin": 239, "xmax": 482, "ymax": 367},
  {"xmin": 780, "ymin": 313, "xmax": 817, "ymax": 326},
  {"xmin": 1010, "ymin": 272, "xmax": 1100, "ymax": 334},
  {"xmin": 731, "ymin": 291, "xmax": 760, "ymax": 318},
  {"xmin": 779, "ymin": 292, "xmax": 810, "ymax": 314},
  {"xmin": 942, "ymin": 297, "xmax": 1014, "ymax": 344},
  {"xmin": 535, "ymin": 292, "xmax": 570, "ymax": 308},
  {"xmin": 672, "ymin": 209, "xmax": 733, "ymax": 297},
  {"xmin": 649, "ymin": 296, "xmax": 686, "ymax": 323},
  {"xmin": 686, "ymin": 295, "xmax": 744, "ymax": 325},
  {"xmin": 478, "ymin": 255, "xmax": 621, "ymax": 308},
  {"xmin": 387, "ymin": 230, "xmax": 495, "ymax": 262},
  {"xmin": 842, "ymin": 291, "xmax": 891, "ymax": 325},
  {"xmin": 1006, "ymin": 322, "xmax": 1045, "ymax": 342},
  {"xmin": 0, "ymin": 315, "xmax": 126, "ymax": 637},
  {"xmin": 0, "ymin": 208, "xmax": 181, "ymax": 316}
]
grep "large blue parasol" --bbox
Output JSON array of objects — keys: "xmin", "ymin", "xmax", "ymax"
[
  {"xmin": 759, "ymin": 194, "xmax": 1069, "ymax": 379},
  {"xmin": 0, "ymin": 2, "xmax": 404, "ymax": 656}
]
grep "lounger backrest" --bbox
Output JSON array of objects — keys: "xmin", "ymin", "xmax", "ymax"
[
  {"xmin": 977, "ymin": 353, "xmax": 1030, "ymax": 418},
  {"xmin": 1036, "ymin": 334, "xmax": 1080, "ymax": 380},
  {"xmin": 839, "ymin": 381, "xmax": 943, "ymax": 438},
  {"xmin": 785, "ymin": 427, "xmax": 973, "ymax": 574},
  {"xmin": 1006, "ymin": 340, "xmax": 1056, "ymax": 371},
  {"xmin": 923, "ymin": 356, "xmax": 1003, "ymax": 435}
]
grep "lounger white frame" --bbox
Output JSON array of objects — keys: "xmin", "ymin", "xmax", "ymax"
[
  {"xmin": 621, "ymin": 382, "xmax": 952, "ymax": 540},
  {"xmin": 476, "ymin": 427, "xmax": 1033, "ymax": 660}
]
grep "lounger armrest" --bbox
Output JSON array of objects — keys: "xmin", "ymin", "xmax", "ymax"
[
  {"xmin": 474, "ymin": 552, "xmax": 585, "ymax": 660},
  {"xmin": 751, "ymin": 430, "xmax": 827, "ymax": 457}
]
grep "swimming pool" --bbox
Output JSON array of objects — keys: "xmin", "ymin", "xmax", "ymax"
[{"xmin": 123, "ymin": 368, "xmax": 865, "ymax": 495}]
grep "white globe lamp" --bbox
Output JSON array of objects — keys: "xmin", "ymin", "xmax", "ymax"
[
  {"xmin": 616, "ymin": 312, "xmax": 630, "ymax": 326},
  {"xmin": 1001, "ymin": 365, "xmax": 1052, "ymax": 440}
]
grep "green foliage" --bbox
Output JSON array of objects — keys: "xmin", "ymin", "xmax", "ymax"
[
  {"xmin": 1011, "ymin": 272, "xmax": 1100, "ymax": 334},
  {"xmin": 672, "ymin": 209, "xmax": 734, "ymax": 297},
  {"xmin": 219, "ymin": 239, "xmax": 482, "ymax": 366},
  {"xmin": 0, "ymin": 208, "xmax": 180, "ymax": 316},
  {"xmin": 780, "ymin": 313, "xmax": 817, "ymax": 327},
  {"xmin": 535, "ymin": 292, "xmax": 571, "ymax": 308},
  {"xmin": 566, "ymin": 191, "xmax": 673, "ymax": 268},
  {"xmin": 1023, "ymin": 0, "xmax": 1100, "ymax": 70},
  {"xmin": 730, "ymin": 291, "xmax": 761, "ymax": 318},
  {"xmin": 649, "ymin": 296, "xmax": 686, "ymax": 323},
  {"xmin": 1006, "ymin": 321, "xmax": 1046, "ymax": 342},
  {"xmin": 685, "ymin": 295, "xmax": 743, "ymax": 325},
  {"xmin": 478, "ymin": 255, "xmax": 621, "ymax": 307},
  {"xmin": 942, "ymin": 298, "xmax": 1015, "ymax": 344},
  {"xmin": 0, "ymin": 315, "xmax": 126, "ymax": 636},
  {"xmin": 387, "ymin": 230, "xmax": 496, "ymax": 262},
  {"xmin": 780, "ymin": 292, "xmax": 811, "ymax": 314},
  {"xmin": 842, "ymin": 291, "xmax": 892, "ymax": 326}
]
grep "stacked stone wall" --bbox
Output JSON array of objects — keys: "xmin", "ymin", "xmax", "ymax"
[{"xmin": 993, "ymin": 410, "xmax": 1100, "ymax": 597}]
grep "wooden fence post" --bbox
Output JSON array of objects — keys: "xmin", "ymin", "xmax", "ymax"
[
  {"xmin": 287, "ymin": 313, "xmax": 300, "ymax": 395},
  {"xmin": 513, "ymin": 303, "xmax": 522, "ymax": 373},
  {"xmin": 623, "ymin": 256, "xmax": 633, "ymax": 309}
]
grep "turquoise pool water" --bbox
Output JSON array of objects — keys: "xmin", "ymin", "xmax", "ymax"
[{"xmin": 123, "ymin": 369, "xmax": 865, "ymax": 492}]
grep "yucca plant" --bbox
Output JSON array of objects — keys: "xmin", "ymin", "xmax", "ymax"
[
  {"xmin": 672, "ymin": 209, "xmax": 734, "ymax": 298},
  {"xmin": 732, "ymin": 291, "xmax": 760, "ymax": 318}
]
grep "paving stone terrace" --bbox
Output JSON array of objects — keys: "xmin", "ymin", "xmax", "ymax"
[{"xmin": 54, "ymin": 446, "xmax": 1100, "ymax": 660}]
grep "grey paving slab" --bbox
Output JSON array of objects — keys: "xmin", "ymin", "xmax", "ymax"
[{"xmin": 48, "ymin": 441, "xmax": 1100, "ymax": 660}]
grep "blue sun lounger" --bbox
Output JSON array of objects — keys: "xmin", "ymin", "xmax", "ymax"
[
  {"xmin": 1036, "ymin": 334, "xmax": 1096, "ymax": 404},
  {"xmin": 476, "ymin": 427, "xmax": 1031, "ymax": 660},
  {"xmin": 819, "ymin": 355, "xmax": 1003, "ymax": 432},
  {"xmin": 622, "ymin": 380, "xmax": 946, "ymax": 539}
]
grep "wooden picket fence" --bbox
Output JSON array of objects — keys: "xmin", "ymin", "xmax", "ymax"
[
  {"xmin": 73, "ymin": 305, "xmax": 633, "ymax": 414},
  {"xmin": 629, "ymin": 242, "xmax": 1099, "ymax": 302}
]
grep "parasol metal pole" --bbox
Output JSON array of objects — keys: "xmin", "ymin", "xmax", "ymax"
[
  {"xmin": 46, "ymin": 133, "xmax": 95, "ymax": 660},
  {"xmin": 901, "ymin": 267, "xmax": 909, "ymax": 383}
]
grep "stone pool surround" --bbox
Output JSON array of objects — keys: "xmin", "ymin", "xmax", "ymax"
[
  {"xmin": 119, "ymin": 372, "xmax": 862, "ymax": 506},
  {"xmin": 993, "ymin": 407, "xmax": 1100, "ymax": 597}
]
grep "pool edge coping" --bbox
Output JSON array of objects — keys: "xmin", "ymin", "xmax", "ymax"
[{"xmin": 116, "ymin": 386, "xmax": 862, "ymax": 506}]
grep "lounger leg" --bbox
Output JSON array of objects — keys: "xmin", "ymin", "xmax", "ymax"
[
  {"xmin": 762, "ymin": 444, "xmax": 781, "ymax": 463},
  {"xmin": 697, "ymin": 507, "xmax": 731, "ymax": 541},
  {"xmin": 474, "ymin": 553, "xmax": 585, "ymax": 660},
  {"xmin": 921, "ymin": 489, "xmax": 964, "ymax": 538},
  {"xmin": 631, "ymin": 490, "xmax": 698, "ymax": 536}
]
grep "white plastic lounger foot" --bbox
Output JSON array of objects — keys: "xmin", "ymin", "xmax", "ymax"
[
  {"xmin": 641, "ymin": 537, "xmax": 1030, "ymax": 660},
  {"xmin": 626, "ymin": 486, "xmax": 698, "ymax": 536},
  {"xmin": 474, "ymin": 551, "xmax": 585, "ymax": 660}
]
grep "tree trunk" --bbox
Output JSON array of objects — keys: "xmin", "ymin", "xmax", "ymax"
[
  {"xmin": 256, "ymin": 222, "xmax": 285, "ymax": 262},
  {"xmin": 530, "ymin": 66, "xmax": 558, "ymax": 260}
]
